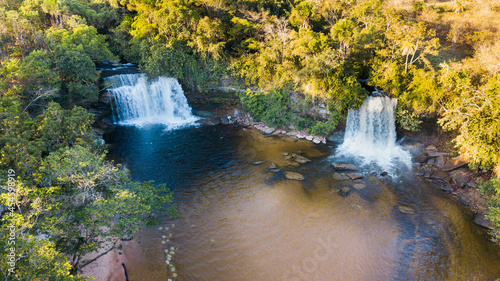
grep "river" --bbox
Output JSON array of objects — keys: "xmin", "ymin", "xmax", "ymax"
[{"xmin": 103, "ymin": 124, "xmax": 500, "ymax": 281}]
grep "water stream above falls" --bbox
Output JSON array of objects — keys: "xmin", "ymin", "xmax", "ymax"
[{"xmin": 103, "ymin": 124, "xmax": 500, "ymax": 281}]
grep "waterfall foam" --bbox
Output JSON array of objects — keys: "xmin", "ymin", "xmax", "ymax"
[
  {"xmin": 106, "ymin": 74, "xmax": 198, "ymax": 128},
  {"xmin": 336, "ymin": 96, "xmax": 411, "ymax": 171}
]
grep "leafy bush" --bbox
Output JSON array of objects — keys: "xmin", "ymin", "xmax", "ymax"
[
  {"xmin": 307, "ymin": 119, "xmax": 337, "ymax": 136},
  {"xmin": 240, "ymin": 88, "xmax": 293, "ymax": 128},
  {"xmin": 296, "ymin": 117, "xmax": 315, "ymax": 130},
  {"xmin": 479, "ymin": 177, "xmax": 498, "ymax": 195},
  {"xmin": 396, "ymin": 107, "xmax": 422, "ymax": 132}
]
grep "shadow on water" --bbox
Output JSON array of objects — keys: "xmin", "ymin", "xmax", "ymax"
[{"xmin": 104, "ymin": 124, "xmax": 243, "ymax": 189}]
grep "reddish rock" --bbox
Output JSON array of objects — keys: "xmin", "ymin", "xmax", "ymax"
[
  {"xmin": 347, "ymin": 173, "xmax": 363, "ymax": 180},
  {"xmin": 332, "ymin": 163, "xmax": 358, "ymax": 171},
  {"xmin": 441, "ymin": 155, "xmax": 470, "ymax": 172}
]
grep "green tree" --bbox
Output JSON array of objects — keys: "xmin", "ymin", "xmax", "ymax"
[
  {"xmin": 438, "ymin": 74, "xmax": 500, "ymax": 173},
  {"xmin": 330, "ymin": 18, "xmax": 356, "ymax": 57}
]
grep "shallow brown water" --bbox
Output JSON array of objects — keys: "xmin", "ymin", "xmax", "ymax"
[{"xmin": 105, "ymin": 125, "xmax": 500, "ymax": 281}]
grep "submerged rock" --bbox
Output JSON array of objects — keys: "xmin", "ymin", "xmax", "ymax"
[
  {"xmin": 332, "ymin": 173, "xmax": 350, "ymax": 181},
  {"xmin": 332, "ymin": 163, "xmax": 359, "ymax": 171},
  {"xmin": 292, "ymin": 153, "xmax": 311, "ymax": 164},
  {"xmin": 269, "ymin": 162, "xmax": 278, "ymax": 169},
  {"xmin": 398, "ymin": 206, "xmax": 416, "ymax": 214},
  {"xmin": 252, "ymin": 160, "xmax": 266, "ymax": 165},
  {"xmin": 284, "ymin": 171, "xmax": 305, "ymax": 180},
  {"xmin": 353, "ymin": 183, "xmax": 366, "ymax": 190}
]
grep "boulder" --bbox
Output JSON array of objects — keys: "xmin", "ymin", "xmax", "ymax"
[
  {"xmin": 233, "ymin": 109, "xmax": 242, "ymax": 118},
  {"xmin": 474, "ymin": 214, "xmax": 494, "ymax": 230},
  {"xmin": 313, "ymin": 138, "xmax": 321, "ymax": 144},
  {"xmin": 441, "ymin": 155, "xmax": 469, "ymax": 172},
  {"xmin": 332, "ymin": 163, "xmax": 358, "ymax": 171},
  {"xmin": 284, "ymin": 171, "xmax": 305, "ymax": 181},
  {"xmin": 449, "ymin": 168, "xmax": 474, "ymax": 187},
  {"xmin": 430, "ymin": 170, "xmax": 452, "ymax": 184},
  {"xmin": 264, "ymin": 127, "xmax": 276, "ymax": 135},
  {"xmin": 380, "ymin": 171, "xmax": 389, "ymax": 177},
  {"xmin": 196, "ymin": 117, "xmax": 220, "ymax": 126},
  {"xmin": 426, "ymin": 145, "xmax": 437, "ymax": 151},
  {"xmin": 347, "ymin": 173, "xmax": 363, "ymax": 180},
  {"xmin": 412, "ymin": 156, "xmax": 428, "ymax": 163},
  {"xmin": 305, "ymin": 135, "xmax": 314, "ymax": 141}
]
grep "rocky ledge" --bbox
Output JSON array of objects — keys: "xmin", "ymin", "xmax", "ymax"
[
  {"xmin": 412, "ymin": 145, "xmax": 493, "ymax": 230},
  {"xmin": 196, "ymin": 108, "xmax": 328, "ymax": 145}
]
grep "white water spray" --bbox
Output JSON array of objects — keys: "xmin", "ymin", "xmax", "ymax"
[
  {"xmin": 336, "ymin": 96, "xmax": 411, "ymax": 170},
  {"xmin": 106, "ymin": 74, "xmax": 198, "ymax": 127}
]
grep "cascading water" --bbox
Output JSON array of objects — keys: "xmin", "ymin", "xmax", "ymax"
[
  {"xmin": 336, "ymin": 96, "xmax": 411, "ymax": 170},
  {"xmin": 106, "ymin": 74, "xmax": 198, "ymax": 127}
]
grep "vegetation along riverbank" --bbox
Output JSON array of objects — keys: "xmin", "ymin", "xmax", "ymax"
[{"xmin": 1, "ymin": 0, "xmax": 500, "ymax": 279}]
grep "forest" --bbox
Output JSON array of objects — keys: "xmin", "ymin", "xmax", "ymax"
[{"xmin": 1, "ymin": 0, "xmax": 500, "ymax": 279}]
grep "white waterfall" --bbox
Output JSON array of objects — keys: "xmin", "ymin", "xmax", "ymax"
[
  {"xmin": 106, "ymin": 74, "xmax": 198, "ymax": 127},
  {"xmin": 336, "ymin": 96, "xmax": 411, "ymax": 170}
]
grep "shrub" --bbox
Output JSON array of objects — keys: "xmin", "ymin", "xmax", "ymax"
[
  {"xmin": 396, "ymin": 107, "xmax": 422, "ymax": 132},
  {"xmin": 240, "ymin": 88, "xmax": 293, "ymax": 128}
]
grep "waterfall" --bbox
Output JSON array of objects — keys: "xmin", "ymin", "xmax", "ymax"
[
  {"xmin": 106, "ymin": 74, "xmax": 198, "ymax": 127},
  {"xmin": 336, "ymin": 96, "xmax": 411, "ymax": 170}
]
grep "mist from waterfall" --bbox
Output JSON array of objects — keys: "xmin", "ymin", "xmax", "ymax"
[
  {"xmin": 106, "ymin": 74, "xmax": 198, "ymax": 128},
  {"xmin": 336, "ymin": 96, "xmax": 411, "ymax": 171}
]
